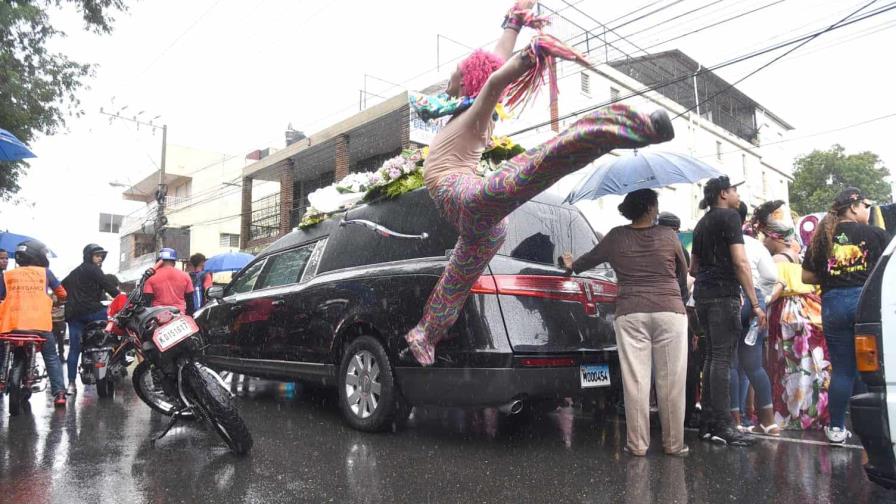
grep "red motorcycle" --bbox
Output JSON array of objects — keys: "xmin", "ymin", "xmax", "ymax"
[
  {"xmin": 106, "ymin": 260, "xmax": 252, "ymax": 455},
  {"xmin": 0, "ymin": 332, "xmax": 48, "ymax": 416}
]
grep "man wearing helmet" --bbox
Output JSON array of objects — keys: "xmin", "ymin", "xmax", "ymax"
[
  {"xmin": 61, "ymin": 243, "xmax": 120, "ymax": 394},
  {"xmin": 143, "ymin": 248, "xmax": 195, "ymax": 315},
  {"xmin": 0, "ymin": 240, "xmax": 69, "ymax": 406}
]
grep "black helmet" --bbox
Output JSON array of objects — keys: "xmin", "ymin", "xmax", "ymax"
[
  {"xmin": 83, "ymin": 243, "xmax": 108, "ymax": 263},
  {"xmin": 15, "ymin": 240, "xmax": 50, "ymax": 268},
  {"xmin": 657, "ymin": 211, "xmax": 681, "ymax": 229}
]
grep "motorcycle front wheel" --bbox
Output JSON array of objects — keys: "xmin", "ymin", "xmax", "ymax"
[
  {"xmin": 132, "ymin": 361, "xmax": 194, "ymax": 419},
  {"xmin": 182, "ymin": 363, "xmax": 253, "ymax": 456},
  {"xmin": 96, "ymin": 376, "xmax": 115, "ymax": 398}
]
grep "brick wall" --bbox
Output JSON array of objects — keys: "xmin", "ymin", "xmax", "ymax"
[
  {"xmin": 279, "ymin": 159, "xmax": 295, "ymax": 236},
  {"xmin": 335, "ymin": 134, "xmax": 349, "ymax": 181},
  {"xmin": 240, "ymin": 176, "xmax": 252, "ymax": 250},
  {"xmin": 399, "ymin": 104, "xmax": 411, "ymax": 149}
]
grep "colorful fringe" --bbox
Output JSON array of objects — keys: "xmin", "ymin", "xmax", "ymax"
[
  {"xmin": 503, "ymin": 5, "xmax": 551, "ymax": 32},
  {"xmin": 505, "ymin": 34, "xmax": 596, "ymax": 113},
  {"xmin": 406, "ymin": 104, "xmax": 662, "ymax": 365}
]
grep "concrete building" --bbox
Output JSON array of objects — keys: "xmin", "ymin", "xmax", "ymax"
[{"xmin": 116, "ymin": 145, "xmax": 277, "ymax": 282}]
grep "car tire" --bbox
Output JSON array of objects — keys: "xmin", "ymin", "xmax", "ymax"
[{"xmin": 338, "ymin": 336, "xmax": 400, "ymax": 432}]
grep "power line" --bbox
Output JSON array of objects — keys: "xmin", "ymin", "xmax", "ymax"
[
  {"xmin": 506, "ymin": 1, "xmax": 896, "ymax": 137},
  {"xmin": 674, "ymin": 0, "xmax": 882, "ymax": 119}
]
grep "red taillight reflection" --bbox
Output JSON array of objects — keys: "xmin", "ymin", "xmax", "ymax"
[
  {"xmin": 471, "ymin": 274, "xmax": 616, "ymax": 315},
  {"xmin": 519, "ymin": 357, "xmax": 576, "ymax": 367}
]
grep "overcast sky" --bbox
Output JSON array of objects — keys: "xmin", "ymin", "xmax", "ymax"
[{"xmin": 2, "ymin": 0, "xmax": 895, "ymax": 275}]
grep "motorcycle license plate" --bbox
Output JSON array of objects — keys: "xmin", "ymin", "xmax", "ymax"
[{"xmin": 152, "ymin": 316, "xmax": 198, "ymax": 352}]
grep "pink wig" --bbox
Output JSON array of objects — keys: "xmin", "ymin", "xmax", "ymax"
[{"xmin": 459, "ymin": 49, "xmax": 505, "ymax": 97}]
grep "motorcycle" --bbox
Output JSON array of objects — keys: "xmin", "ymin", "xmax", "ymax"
[
  {"xmin": 0, "ymin": 332, "xmax": 48, "ymax": 416},
  {"xmin": 79, "ymin": 318, "xmax": 133, "ymax": 398},
  {"xmin": 107, "ymin": 261, "xmax": 252, "ymax": 455}
]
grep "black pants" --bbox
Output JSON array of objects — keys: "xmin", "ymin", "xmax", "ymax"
[
  {"xmin": 684, "ymin": 307, "xmax": 704, "ymax": 425},
  {"xmin": 696, "ymin": 296, "xmax": 742, "ymax": 428},
  {"xmin": 53, "ymin": 321, "xmax": 66, "ymax": 358}
]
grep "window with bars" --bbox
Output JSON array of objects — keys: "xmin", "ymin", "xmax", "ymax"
[
  {"xmin": 580, "ymin": 72, "xmax": 591, "ymax": 96},
  {"xmin": 609, "ymin": 87, "xmax": 620, "ymax": 102},
  {"xmin": 98, "ymin": 213, "xmax": 124, "ymax": 233},
  {"xmin": 219, "ymin": 233, "xmax": 240, "ymax": 248}
]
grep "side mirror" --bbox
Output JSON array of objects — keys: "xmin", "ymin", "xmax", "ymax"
[{"xmin": 207, "ymin": 286, "xmax": 224, "ymax": 300}]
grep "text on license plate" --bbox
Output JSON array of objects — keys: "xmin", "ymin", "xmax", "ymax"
[
  {"xmin": 580, "ymin": 364, "xmax": 611, "ymax": 388},
  {"xmin": 154, "ymin": 318, "xmax": 196, "ymax": 351}
]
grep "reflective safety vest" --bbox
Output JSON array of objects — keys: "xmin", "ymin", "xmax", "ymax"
[{"xmin": 0, "ymin": 266, "xmax": 53, "ymax": 333}]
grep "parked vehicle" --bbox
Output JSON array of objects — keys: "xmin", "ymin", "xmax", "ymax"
[
  {"xmin": 851, "ymin": 235, "xmax": 896, "ymax": 489},
  {"xmin": 0, "ymin": 332, "xmax": 48, "ymax": 415},
  {"xmin": 79, "ymin": 319, "xmax": 134, "ymax": 398},
  {"xmin": 108, "ymin": 262, "xmax": 252, "ymax": 455},
  {"xmin": 197, "ymin": 188, "xmax": 620, "ymax": 432}
]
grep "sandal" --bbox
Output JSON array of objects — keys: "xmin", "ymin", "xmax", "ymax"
[{"xmin": 749, "ymin": 423, "xmax": 782, "ymax": 437}]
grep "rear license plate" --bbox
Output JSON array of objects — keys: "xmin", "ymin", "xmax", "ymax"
[
  {"xmin": 153, "ymin": 316, "xmax": 198, "ymax": 352},
  {"xmin": 580, "ymin": 363, "xmax": 611, "ymax": 388}
]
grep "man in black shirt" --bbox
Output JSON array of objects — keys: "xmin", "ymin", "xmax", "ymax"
[
  {"xmin": 690, "ymin": 176, "xmax": 766, "ymax": 446},
  {"xmin": 61, "ymin": 243, "xmax": 120, "ymax": 394}
]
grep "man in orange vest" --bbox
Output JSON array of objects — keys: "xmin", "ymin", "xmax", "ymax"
[{"xmin": 0, "ymin": 240, "xmax": 68, "ymax": 407}]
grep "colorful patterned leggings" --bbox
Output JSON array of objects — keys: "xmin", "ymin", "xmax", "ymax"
[{"xmin": 406, "ymin": 104, "xmax": 661, "ymax": 364}]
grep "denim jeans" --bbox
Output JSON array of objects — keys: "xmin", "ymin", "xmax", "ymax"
[
  {"xmin": 696, "ymin": 296, "xmax": 742, "ymax": 427},
  {"xmin": 40, "ymin": 331, "xmax": 66, "ymax": 395},
  {"xmin": 729, "ymin": 288, "xmax": 773, "ymax": 413},
  {"xmin": 67, "ymin": 309, "xmax": 107, "ymax": 382},
  {"xmin": 822, "ymin": 287, "xmax": 867, "ymax": 429}
]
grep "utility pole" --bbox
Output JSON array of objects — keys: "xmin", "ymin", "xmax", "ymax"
[{"xmin": 100, "ymin": 107, "xmax": 168, "ymax": 249}]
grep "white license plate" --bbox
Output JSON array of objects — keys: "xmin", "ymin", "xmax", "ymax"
[
  {"xmin": 153, "ymin": 317, "xmax": 197, "ymax": 352},
  {"xmin": 580, "ymin": 364, "xmax": 611, "ymax": 388}
]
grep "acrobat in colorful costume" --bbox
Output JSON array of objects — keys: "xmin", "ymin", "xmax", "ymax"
[{"xmin": 404, "ymin": 2, "xmax": 676, "ymax": 365}]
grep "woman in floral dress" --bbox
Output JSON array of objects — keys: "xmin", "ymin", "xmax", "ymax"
[{"xmin": 753, "ymin": 200, "xmax": 830, "ymax": 430}]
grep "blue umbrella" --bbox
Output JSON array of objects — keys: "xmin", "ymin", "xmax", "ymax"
[
  {"xmin": 564, "ymin": 151, "xmax": 723, "ymax": 203},
  {"xmin": 0, "ymin": 128, "xmax": 36, "ymax": 161},
  {"xmin": 204, "ymin": 251, "xmax": 255, "ymax": 273},
  {"xmin": 0, "ymin": 231, "xmax": 56, "ymax": 257}
]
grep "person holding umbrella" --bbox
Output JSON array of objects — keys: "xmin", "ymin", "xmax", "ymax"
[{"xmin": 562, "ymin": 189, "xmax": 689, "ymax": 456}]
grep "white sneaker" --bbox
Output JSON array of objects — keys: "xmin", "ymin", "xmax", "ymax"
[
  {"xmin": 825, "ymin": 426, "xmax": 852, "ymax": 445},
  {"xmin": 66, "ymin": 383, "xmax": 77, "ymax": 396}
]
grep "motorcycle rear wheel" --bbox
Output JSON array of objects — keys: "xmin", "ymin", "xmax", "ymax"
[
  {"xmin": 97, "ymin": 376, "xmax": 115, "ymax": 398},
  {"xmin": 182, "ymin": 363, "xmax": 253, "ymax": 456},
  {"xmin": 8, "ymin": 353, "xmax": 31, "ymax": 416},
  {"xmin": 132, "ymin": 361, "xmax": 194, "ymax": 419}
]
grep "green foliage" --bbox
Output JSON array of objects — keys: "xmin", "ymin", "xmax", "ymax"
[
  {"xmin": 0, "ymin": 0, "xmax": 127, "ymax": 199},
  {"xmin": 364, "ymin": 171, "xmax": 424, "ymax": 202},
  {"xmin": 790, "ymin": 144, "xmax": 892, "ymax": 215}
]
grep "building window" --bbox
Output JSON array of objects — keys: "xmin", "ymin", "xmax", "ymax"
[
  {"xmin": 716, "ymin": 141, "xmax": 722, "ymax": 161},
  {"xmin": 98, "ymin": 213, "xmax": 123, "ymax": 233},
  {"xmin": 219, "ymin": 233, "xmax": 240, "ymax": 248},
  {"xmin": 580, "ymin": 72, "xmax": 591, "ymax": 96},
  {"xmin": 609, "ymin": 86, "xmax": 620, "ymax": 102}
]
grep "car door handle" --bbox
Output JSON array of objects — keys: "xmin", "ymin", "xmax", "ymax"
[
  {"xmin": 271, "ymin": 299, "xmax": 286, "ymax": 308},
  {"xmin": 230, "ymin": 304, "xmax": 244, "ymax": 313}
]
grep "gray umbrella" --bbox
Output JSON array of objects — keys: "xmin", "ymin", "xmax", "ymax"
[{"xmin": 565, "ymin": 150, "xmax": 722, "ymax": 203}]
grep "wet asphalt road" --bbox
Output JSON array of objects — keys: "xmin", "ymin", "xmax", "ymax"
[{"xmin": 2, "ymin": 374, "xmax": 896, "ymax": 504}]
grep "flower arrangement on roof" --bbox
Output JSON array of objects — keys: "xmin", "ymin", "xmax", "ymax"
[{"xmin": 298, "ymin": 138, "xmax": 523, "ymax": 229}]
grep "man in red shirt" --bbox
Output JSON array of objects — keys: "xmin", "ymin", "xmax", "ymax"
[{"xmin": 143, "ymin": 248, "xmax": 195, "ymax": 314}]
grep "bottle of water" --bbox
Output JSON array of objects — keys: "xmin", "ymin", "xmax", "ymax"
[{"xmin": 744, "ymin": 318, "xmax": 760, "ymax": 346}]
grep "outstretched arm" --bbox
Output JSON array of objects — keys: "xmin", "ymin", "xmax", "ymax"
[{"xmin": 494, "ymin": 0, "xmax": 536, "ymax": 59}]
